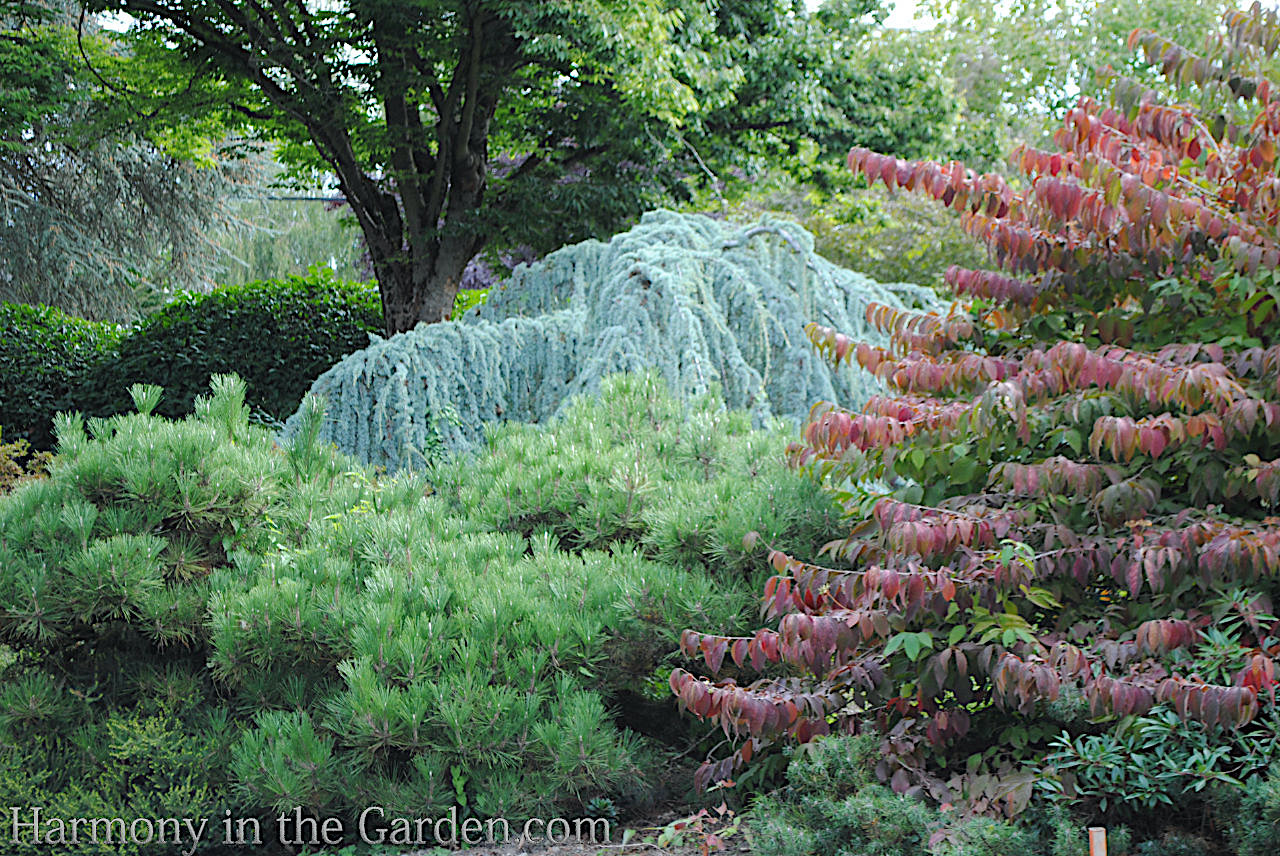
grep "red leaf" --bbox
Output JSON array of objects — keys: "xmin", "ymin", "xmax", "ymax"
[
  {"xmin": 707, "ymin": 638, "xmax": 728, "ymax": 673},
  {"xmin": 941, "ymin": 577, "xmax": 957, "ymax": 602}
]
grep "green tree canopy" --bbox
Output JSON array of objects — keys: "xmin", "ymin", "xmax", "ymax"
[
  {"xmin": 85, "ymin": 0, "xmax": 953, "ymax": 335},
  {"xmin": 0, "ymin": 0, "xmax": 257, "ymax": 321},
  {"xmin": 919, "ymin": 0, "xmax": 1229, "ymax": 167}
]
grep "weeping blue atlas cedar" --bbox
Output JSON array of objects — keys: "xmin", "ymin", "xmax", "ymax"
[{"xmin": 280, "ymin": 210, "xmax": 941, "ymax": 471}]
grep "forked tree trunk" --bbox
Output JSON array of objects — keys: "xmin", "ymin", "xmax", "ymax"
[
  {"xmin": 373, "ymin": 238, "xmax": 472, "ymax": 336},
  {"xmin": 332, "ymin": 13, "xmax": 498, "ymax": 338}
]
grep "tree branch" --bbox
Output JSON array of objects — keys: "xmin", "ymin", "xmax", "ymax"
[
  {"xmin": 706, "ymin": 118, "xmax": 799, "ymax": 134},
  {"xmin": 422, "ymin": 10, "xmax": 479, "ymax": 241},
  {"xmin": 226, "ymin": 102, "xmax": 275, "ymax": 121},
  {"xmin": 454, "ymin": 11, "xmax": 487, "ymax": 158},
  {"xmin": 488, "ymin": 142, "xmax": 610, "ymax": 215},
  {"xmin": 373, "ymin": 15, "xmax": 427, "ymax": 248},
  {"xmin": 76, "ymin": 7, "xmax": 135, "ymax": 106}
]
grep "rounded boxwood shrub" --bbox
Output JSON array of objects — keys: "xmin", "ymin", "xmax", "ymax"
[
  {"xmin": 0, "ymin": 302, "xmax": 122, "ymax": 448},
  {"xmin": 76, "ymin": 268, "xmax": 383, "ymax": 425}
]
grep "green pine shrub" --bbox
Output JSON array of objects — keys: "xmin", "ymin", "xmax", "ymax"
[
  {"xmin": 1210, "ymin": 766, "xmax": 1280, "ymax": 856},
  {"xmin": 749, "ymin": 734, "xmax": 1081, "ymax": 856},
  {"xmin": 438, "ymin": 373, "xmax": 843, "ymax": 582},
  {"xmin": 0, "ymin": 302, "xmax": 122, "ymax": 448},
  {"xmin": 434, "ymin": 373, "xmax": 845, "ymax": 698},
  {"xmin": 77, "ymin": 268, "xmax": 383, "ymax": 426},
  {"xmin": 0, "ymin": 371, "xmax": 838, "ymax": 849},
  {"xmin": 1133, "ymin": 832, "xmax": 1215, "ymax": 856},
  {"xmin": 749, "ymin": 733, "xmax": 941, "ymax": 856}
]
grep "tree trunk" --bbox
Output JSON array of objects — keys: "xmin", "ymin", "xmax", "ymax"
[
  {"xmin": 370, "ymin": 229, "xmax": 478, "ymax": 336},
  {"xmin": 334, "ymin": 9, "xmax": 500, "ymax": 338},
  {"xmin": 368, "ymin": 121, "xmax": 492, "ymax": 335}
]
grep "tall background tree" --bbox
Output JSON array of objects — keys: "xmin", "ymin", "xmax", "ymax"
[
  {"xmin": 919, "ymin": 0, "xmax": 1230, "ymax": 168},
  {"xmin": 85, "ymin": 0, "xmax": 954, "ymax": 335},
  {"xmin": 0, "ymin": 0, "xmax": 258, "ymax": 322}
]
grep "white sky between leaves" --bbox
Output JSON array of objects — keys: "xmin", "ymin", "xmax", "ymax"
[
  {"xmin": 883, "ymin": 0, "xmax": 927, "ymax": 28},
  {"xmin": 815, "ymin": 0, "xmax": 1280, "ymax": 30},
  {"xmin": 805, "ymin": 0, "xmax": 930, "ymax": 30}
]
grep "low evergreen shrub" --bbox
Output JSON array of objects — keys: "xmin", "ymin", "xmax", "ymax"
[
  {"xmin": 0, "ymin": 302, "xmax": 122, "ymax": 448},
  {"xmin": 1134, "ymin": 832, "xmax": 1216, "ymax": 856},
  {"xmin": 0, "ymin": 372, "xmax": 838, "ymax": 851},
  {"xmin": 438, "ymin": 372, "xmax": 843, "ymax": 581},
  {"xmin": 749, "ymin": 734, "xmax": 1083, "ymax": 856},
  {"xmin": 1211, "ymin": 766, "xmax": 1280, "ymax": 856},
  {"xmin": 749, "ymin": 734, "xmax": 940, "ymax": 856}
]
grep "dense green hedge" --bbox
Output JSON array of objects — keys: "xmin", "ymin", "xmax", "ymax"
[
  {"xmin": 1, "ymin": 269, "xmax": 383, "ymax": 448},
  {"xmin": 0, "ymin": 303, "xmax": 123, "ymax": 449},
  {"xmin": 77, "ymin": 270, "xmax": 384, "ymax": 425}
]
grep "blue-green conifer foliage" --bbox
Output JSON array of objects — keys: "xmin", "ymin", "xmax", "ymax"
[{"xmin": 283, "ymin": 211, "xmax": 940, "ymax": 471}]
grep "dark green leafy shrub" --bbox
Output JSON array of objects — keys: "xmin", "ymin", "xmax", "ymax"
[
  {"xmin": 0, "ymin": 372, "xmax": 834, "ymax": 847},
  {"xmin": 1043, "ymin": 699, "xmax": 1280, "ymax": 820},
  {"xmin": 0, "ymin": 302, "xmax": 122, "ymax": 448},
  {"xmin": 77, "ymin": 268, "xmax": 382, "ymax": 426},
  {"xmin": 4, "ymin": 273, "xmax": 489, "ymax": 450}
]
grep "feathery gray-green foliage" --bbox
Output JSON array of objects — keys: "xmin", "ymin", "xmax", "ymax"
[
  {"xmin": 0, "ymin": 3, "xmax": 266, "ymax": 322},
  {"xmin": 282, "ymin": 210, "xmax": 941, "ymax": 472},
  {"xmin": 0, "ymin": 139, "xmax": 259, "ymax": 322}
]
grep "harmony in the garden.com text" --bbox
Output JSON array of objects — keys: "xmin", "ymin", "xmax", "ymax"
[{"xmin": 10, "ymin": 806, "xmax": 613, "ymax": 852}]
